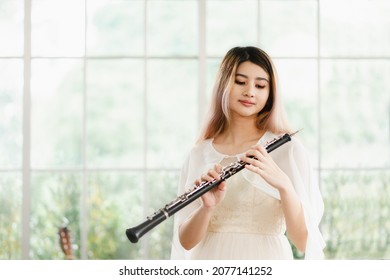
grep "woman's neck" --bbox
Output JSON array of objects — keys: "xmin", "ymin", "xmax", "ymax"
[{"xmin": 213, "ymin": 117, "xmax": 266, "ymax": 155}]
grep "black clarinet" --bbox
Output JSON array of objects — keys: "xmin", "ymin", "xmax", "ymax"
[{"xmin": 126, "ymin": 130, "xmax": 300, "ymax": 243}]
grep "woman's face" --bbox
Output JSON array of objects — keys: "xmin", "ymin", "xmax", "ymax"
[{"xmin": 229, "ymin": 61, "xmax": 270, "ymax": 120}]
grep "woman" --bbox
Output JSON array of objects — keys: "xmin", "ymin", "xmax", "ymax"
[{"xmin": 170, "ymin": 46, "xmax": 325, "ymax": 259}]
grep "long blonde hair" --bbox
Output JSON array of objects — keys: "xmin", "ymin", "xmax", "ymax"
[{"xmin": 198, "ymin": 46, "xmax": 292, "ymax": 142}]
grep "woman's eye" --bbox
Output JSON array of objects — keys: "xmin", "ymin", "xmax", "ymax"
[
  {"xmin": 256, "ymin": 84, "xmax": 266, "ymax": 89},
  {"xmin": 235, "ymin": 80, "xmax": 245, "ymax": 85}
]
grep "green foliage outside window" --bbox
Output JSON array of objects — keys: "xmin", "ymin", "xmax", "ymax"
[{"xmin": 1, "ymin": 0, "xmax": 390, "ymax": 260}]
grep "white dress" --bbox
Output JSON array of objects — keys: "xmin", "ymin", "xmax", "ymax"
[{"xmin": 170, "ymin": 131, "xmax": 325, "ymax": 260}]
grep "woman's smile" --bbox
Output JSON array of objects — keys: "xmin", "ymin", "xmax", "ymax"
[{"xmin": 238, "ymin": 99, "xmax": 255, "ymax": 107}]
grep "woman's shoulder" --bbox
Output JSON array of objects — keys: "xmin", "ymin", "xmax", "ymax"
[
  {"xmin": 184, "ymin": 138, "xmax": 224, "ymax": 168},
  {"xmin": 184, "ymin": 139, "xmax": 213, "ymax": 162},
  {"xmin": 189, "ymin": 138, "xmax": 213, "ymax": 154}
]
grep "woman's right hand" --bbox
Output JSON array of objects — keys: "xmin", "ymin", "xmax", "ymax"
[{"xmin": 194, "ymin": 164, "xmax": 227, "ymax": 209}]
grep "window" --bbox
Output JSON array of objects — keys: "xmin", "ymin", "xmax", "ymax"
[{"xmin": 1, "ymin": 0, "xmax": 389, "ymax": 260}]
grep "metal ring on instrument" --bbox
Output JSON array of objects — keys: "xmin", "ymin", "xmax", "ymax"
[{"xmin": 161, "ymin": 209, "xmax": 169, "ymax": 219}]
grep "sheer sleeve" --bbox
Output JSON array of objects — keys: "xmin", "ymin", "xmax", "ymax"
[
  {"xmin": 242, "ymin": 136, "xmax": 326, "ymax": 259},
  {"xmin": 286, "ymin": 138, "xmax": 326, "ymax": 259},
  {"xmin": 170, "ymin": 140, "xmax": 221, "ymax": 259},
  {"xmin": 170, "ymin": 151, "xmax": 202, "ymax": 259}
]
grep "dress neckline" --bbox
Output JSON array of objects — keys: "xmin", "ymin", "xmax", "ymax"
[{"xmin": 208, "ymin": 131, "xmax": 270, "ymax": 158}]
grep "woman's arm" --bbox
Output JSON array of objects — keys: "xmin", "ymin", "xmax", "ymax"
[
  {"xmin": 179, "ymin": 204, "xmax": 214, "ymax": 250},
  {"xmin": 278, "ymin": 182, "xmax": 308, "ymax": 252},
  {"xmin": 178, "ymin": 164, "xmax": 227, "ymax": 250},
  {"xmin": 241, "ymin": 145, "xmax": 308, "ymax": 252}
]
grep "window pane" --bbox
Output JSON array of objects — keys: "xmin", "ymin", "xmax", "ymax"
[
  {"xmin": 87, "ymin": 0, "xmax": 144, "ymax": 56},
  {"xmin": 148, "ymin": 0, "xmax": 197, "ymax": 56},
  {"xmin": 147, "ymin": 59, "xmax": 197, "ymax": 169},
  {"xmin": 87, "ymin": 172, "xmax": 143, "ymax": 259},
  {"xmin": 0, "ymin": 0, "xmax": 23, "ymax": 56},
  {"xmin": 260, "ymin": 0, "xmax": 317, "ymax": 57},
  {"xmin": 31, "ymin": 59, "xmax": 83, "ymax": 168},
  {"xmin": 30, "ymin": 172, "xmax": 82, "ymax": 260},
  {"xmin": 0, "ymin": 172, "xmax": 22, "ymax": 260},
  {"xmin": 0, "ymin": 59, "xmax": 23, "ymax": 168},
  {"xmin": 321, "ymin": 1, "xmax": 390, "ymax": 56},
  {"xmin": 32, "ymin": 0, "xmax": 85, "ymax": 57},
  {"xmin": 147, "ymin": 171, "xmax": 179, "ymax": 259},
  {"xmin": 207, "ymin": 0, "xmax": 258, "ymax": 56},
  {"xmin": 87, "ymin": 59, "xmax": 144, "ymax": 168},
  {"xmin": 274, "ymin": 59, "xmax": 318, "ymax": 165},
  {"xmin": 321, "ymin": 170, "xmax": 390, "ymax": 259},
  {"xmin": 206, "ymin": 58, "xmax": 221, "ymax": 102},
  {"xmin": 320, "ymin": 60, "xmax": 390, "ymax": 168}
]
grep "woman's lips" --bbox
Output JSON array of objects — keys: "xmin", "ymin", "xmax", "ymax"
[{"xmin": 239, "ymin": 100, "xmax": 255, "ymax": 106}]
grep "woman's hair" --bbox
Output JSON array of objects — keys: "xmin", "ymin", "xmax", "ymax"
[{"xmin": 198, "ymin": 46, "xmax": 292, "ymax": 142}]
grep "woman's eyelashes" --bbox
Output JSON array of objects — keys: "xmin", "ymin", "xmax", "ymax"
[
  {"xmin": 234, "ymin": 80, "xmax": 245, "ymax": 85},
  {"xmin": 234, "ymin": 80, "xmax": 266, "ymax": 89}
]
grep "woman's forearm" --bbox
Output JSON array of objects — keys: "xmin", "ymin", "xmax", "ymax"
[
  {"xmin": 179, "ymin": 205, "xmax": 214, "ymax": 250},
  {"xmin": 279, "ymin": 184, "xmax": 308, "ymax": 253}
]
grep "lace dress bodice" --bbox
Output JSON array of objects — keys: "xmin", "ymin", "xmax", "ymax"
[{"xmin": 209, "ymin": 157, "xmax": 286, "ymax": 236}]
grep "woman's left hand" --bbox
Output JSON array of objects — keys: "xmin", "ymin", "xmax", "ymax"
[{"xmin": 240, "ymin": 144, "xmax": 293, "ymax": 193}]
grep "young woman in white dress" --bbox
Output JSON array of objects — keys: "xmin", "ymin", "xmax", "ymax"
[{"xmin": 171, "ymin": 46, "xmax": 325, "ymax": 260}]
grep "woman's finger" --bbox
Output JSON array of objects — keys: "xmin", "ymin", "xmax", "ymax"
[
  {"xmin": 252, "ymin": 144, "xmax": 269, "ymax": 157},
  {"xmin": 214, "ymin": 164, "xmax": 222, "ymax": 173},
  {"xmin": 208, "ymin": 168, "xmax": 221, "ymax": 180}
]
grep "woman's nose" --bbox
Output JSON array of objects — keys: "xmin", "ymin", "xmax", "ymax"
[
  {"xmin": 243, "ymin": 84, "xmax": 255, "ymax": 97},
  {"xmin": 243, "ymin": 91, "xmax": 253, "ymax": 97}
]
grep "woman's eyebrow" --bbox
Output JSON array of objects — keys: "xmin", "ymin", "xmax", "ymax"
[{"xmin": 235, "ymin": 73, "xmax": 269, "ymax": 82}]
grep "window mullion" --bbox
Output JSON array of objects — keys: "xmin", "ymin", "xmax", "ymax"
[{"xmin": 22, "ymin": 0, "xmax": 32, "ymax": 260}]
